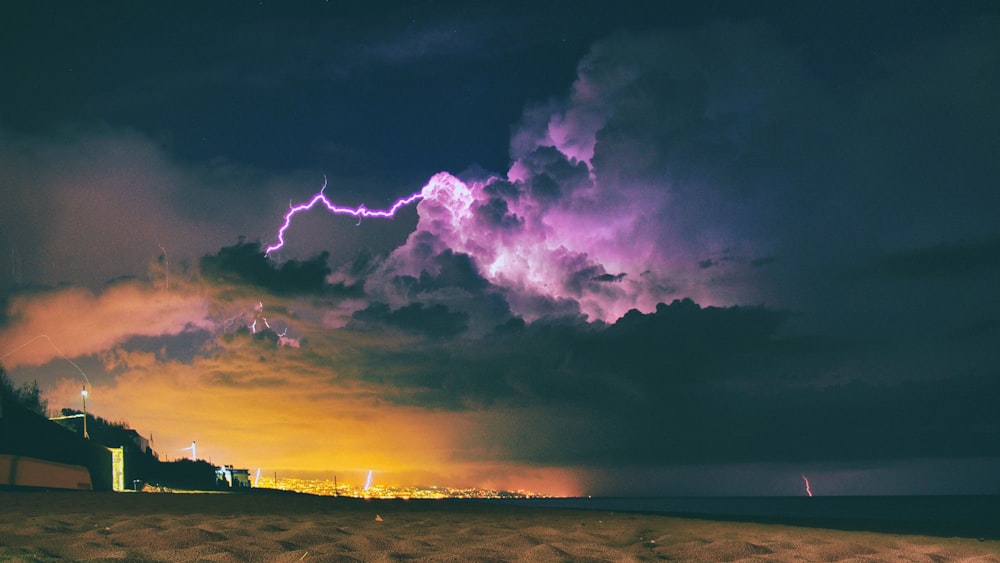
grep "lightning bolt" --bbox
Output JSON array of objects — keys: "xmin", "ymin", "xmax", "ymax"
[
  {"xmin": 250, "ymin": 300, "xmax": 270, "ymax": 333},
  {"xmin": 265, "ymin": 175, "xmax": 424, "ymax": 255},
  {"xmin": 178, "ymin": 441, "xmax": 197, "ymax": 461},
  {"xmin": 221, "ymin": 312, "xmax": 244, "ymax": 332},
  {"xmin": 801, "ymin": 473, "xmax": 814, "ymax": 497}
]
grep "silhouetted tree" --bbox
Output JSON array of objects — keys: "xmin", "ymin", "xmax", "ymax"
[
  {"xmin": 59, "ymin": 409, "xmax": 133, "ymax": 447},
  {"xmin": 0, "ymin": 363, "xmax": 48, "ymax": 416}
]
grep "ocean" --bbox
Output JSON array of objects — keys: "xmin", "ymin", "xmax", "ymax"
[{"xmin": 486, "ymin": 495, "xmax": 1000, "ymax": 539}]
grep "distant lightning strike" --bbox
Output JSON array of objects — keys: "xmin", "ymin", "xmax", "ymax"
[
  {"xmin": 265, "ymin": 176, "xmax": 424, "ymax": 254},
  {"xmin": 801, "ymin": 473, "xmax": 814, "ymax": 497},
  {"xmin": 179, "ymin": 441, "xmax": 197, "ymax": 461},
  {"xmin": 220, "ymin": 300, "xmax": 299, "ymax": 346},
  {"xmin": 250, "ymin": 301, "xmax": 268, "ymax": 334}
]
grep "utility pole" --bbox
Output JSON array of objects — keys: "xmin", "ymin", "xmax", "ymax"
[{"xmin": 81, "ymin": 386, "xmax": 89, "ymax": 438}]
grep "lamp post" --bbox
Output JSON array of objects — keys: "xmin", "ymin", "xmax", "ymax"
[{"xmin": 81, "ymin": 386, "xmax": 89, "ymax": 439}]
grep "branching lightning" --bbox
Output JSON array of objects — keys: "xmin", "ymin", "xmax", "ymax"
[
  {"xmin": 264, "ymin": 175, "xmax": 423, "ymax": 255},
  {"xmin": 250, "ymin": 301, "xmax": 271, "ymax": 334},
  {"xmin": 219, "ymin": 300, "xmax": 299, "ymax": 346}
]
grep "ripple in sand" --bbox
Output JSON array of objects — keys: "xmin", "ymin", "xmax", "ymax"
[
  {"xmin": 339, "ymin": 532, "xmax": 397, "ymax": 554},
  {"xmin": 124, "ymin": 525, "xmax": 229, "ymax": 551}
]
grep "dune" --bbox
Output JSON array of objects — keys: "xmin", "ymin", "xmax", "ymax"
[{"xmin": 1, "ymin": 490, "xmax": 999, "ymax": 562}]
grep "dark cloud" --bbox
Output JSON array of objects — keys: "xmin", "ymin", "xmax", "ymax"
[
  {"xmin": 947, "ymin": 319, "xmax": 1000, "ymax": 343},
  {"xmin": 738, "ymin": 374, "xmax": 1000, "ymax": 463},
  {"xmin": 352, "ymin": 302, "xmax": 468, "ymax": 339},
  {"xmin": 413, "ymin": 250, "xmax": 490, "ymax": 294},
  {"xmin": 111, "ymin": 330, "xmax": 212, "ymax": 367},
  {"xmin": 878, "ymin": 237, "xmax": 1000, "ymax": 279},
  {"xmin": 339, "ymin": 295, "xmax": 1000, "ymax": 468},
  {"xmin": 592, "ymin": 273, "xmax": 626, "ymax": 283},
  {"xmin": 3, "ymin": 2, "xmax": 1000, "ymax": 495},
  {"xmin": 199, "ymin": 240, "xmax": 331, "ymax": 295},
  {"xmin": 472, "ymin": 196, "xmax": 523, "ymax": 232},
  {"xmin": 562, "ymin": 258, "xmax": 613, "ymax": 297},
  {"xmin": 375, "ymin": 247, "xmax": 510, "ymax": 331},
  {"xmin": 481, "ymin": 356, "xmax": 1000, "ymax": 470},
  {"xmin": 520, "ymin": 146, "xmax": 591, "ymax": 202},
  {"xmin": 353, "ymin": 299, "xmax": 785, "ymax": 406}
]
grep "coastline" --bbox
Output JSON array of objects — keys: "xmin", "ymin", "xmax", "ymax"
[
  {"xmin": 493, "ymin": 495, "xmax": 1000, "ymax": 541},
  {"xmin": 2, "ymin": 491, "xmax": 999, "ymax": 561}
]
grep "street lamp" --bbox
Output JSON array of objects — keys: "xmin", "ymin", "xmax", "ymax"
[{"xmin": 81, "ymin": 386, "xmax": 89, "ymax": 439}]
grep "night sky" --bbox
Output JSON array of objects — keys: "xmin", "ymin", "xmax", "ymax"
[{"xmin": 2, "ymin": 1, "xmax": 999, "ymax": 496}]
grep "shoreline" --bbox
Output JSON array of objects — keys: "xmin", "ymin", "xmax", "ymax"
[
  {"xmin": 2, "ymin": 491, "xmax": 1000, "ymax": 561},
  {"xmin": 494, "ymin": 494, "xmax": 1000, "ymax": 541}
]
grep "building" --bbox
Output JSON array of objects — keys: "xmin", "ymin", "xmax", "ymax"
[
  {"xmin": 124, "ymin": 429, "xmax": 157, "ymax": 459},
  {"xmin": 215, "ymin": 465, "xmax": 251, "ymax": 488},
  {"xmin": 0, "ymin": 392, "xmax": 112, "ymax": 490}
]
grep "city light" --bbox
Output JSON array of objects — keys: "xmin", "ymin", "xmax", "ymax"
[{"xmin": 261, "ymin": 476, "xmax": 547, "ymax": 500}]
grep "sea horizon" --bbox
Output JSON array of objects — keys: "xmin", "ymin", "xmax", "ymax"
[
  {"xmin": 486, "ymin": 494, "xmax": 1000, "ymax": 540},
  {"xmin": 254, "ymin": 474, "xmax": 1000, "ymax": 540}
]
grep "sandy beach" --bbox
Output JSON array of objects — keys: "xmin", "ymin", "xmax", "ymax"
[{"xmin": 1, "ymin": 491, "xmax": 999, "ymax": 562}]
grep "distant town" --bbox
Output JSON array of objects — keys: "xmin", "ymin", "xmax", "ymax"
[
  {"xmin": 262, "ymin": 475, "xmax": 547, "ymax": 500},
  {"xmin": 2, "ymin": 371, "xmax": 550, "ymax": 497}
]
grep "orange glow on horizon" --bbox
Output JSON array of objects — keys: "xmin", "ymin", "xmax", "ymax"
[
  {"xmin": 5, "ymin": 277, "xmax": 587, "ymax": 498},
  {"xmin": 43, "ymin": 368, "xmax": 584, "ymax": 498}
]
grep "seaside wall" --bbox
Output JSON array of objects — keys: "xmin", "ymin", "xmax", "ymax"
[
  {"xmin": 0, "ymin": 455, "xmax": 94, "ymax": 490},
  {"xmin": 0, "ymin": 394, "xmax": 112, "ymax": 490}
]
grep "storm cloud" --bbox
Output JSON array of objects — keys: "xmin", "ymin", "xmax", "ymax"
[{"xmin": 2, "ymin": 2, "xmax": 998, "ymax": 496}]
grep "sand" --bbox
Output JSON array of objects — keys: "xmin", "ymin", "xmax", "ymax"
[{"xmin": 1, "ymin": 491, "xmax": 999, "ymax": 562}]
